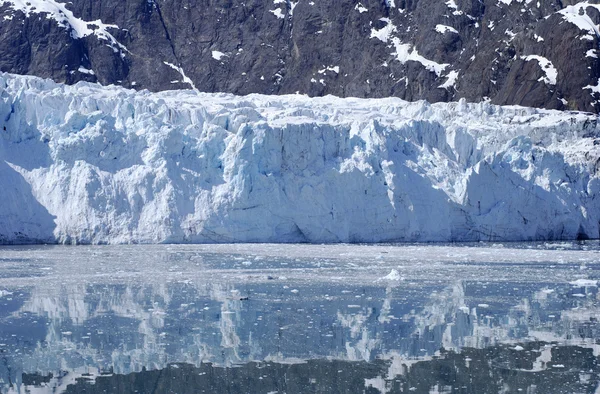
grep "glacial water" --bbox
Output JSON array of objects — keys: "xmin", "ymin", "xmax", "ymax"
[{"xmin": 0, "ymin": 242, "xmax": 599, "ymax": 393}]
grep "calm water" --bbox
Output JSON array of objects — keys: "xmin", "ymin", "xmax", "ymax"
[{"xmin": 0, "ymin": 242, "xmax": 599, "ymax": 393}]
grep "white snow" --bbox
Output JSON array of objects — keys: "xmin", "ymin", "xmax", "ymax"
[
  {"xmin": 438, "ymin": 70, "xmax": 459, "ymax": 90},
  {"xmin": 390, "ymin": 39, "xmax": 449, "ymax": 76},
  {"xmin": 583, "ymin": 78, "xmax": 600, "ymax": 95},
  {"xmin": 445, "ymin": 0, "xmax": 458, "ymax": 10},
  {"xmin": 521, "ymin": 55, "xmax": 557, "ymax": 85},
  {"xmin": 435, "ymin": 25, "xmax": 458, "ymax": 34},
  {"xmin": 370, "ymin": 19, "xmax": 449, "ymax": 77},
  {"xmin": 318, "ymin": 65, "xmax": 340, "ymax": 74},
  {"xmin": 211, "ymin": 51, "xmax": 227, "ymax": 61},
  {"xmin": 270, "ymin": 8, "xmax": 285, "ymax": 19},
  {"xmin": 0, "ymin": 0, "xmax": 128, "ymax": 55},
  {"xmin": 0, "ymin": 73, "xmax": 599, "ymax": 244},
  {"xmin": 557, "ymin": 2, "xmax": 600, "ymax": 38},
  {"xmin": 77, "ymin": 67, "xmax": 95, "ymax": 75},
  {"xmin": 163, "ymin": 62, "xmax": 199, "ymax": 93},
  {"xmin": 370, "ymin": 18, "xmax": 397, "ymax": 42},
  {"xmin": 355, "ymin": 3, "xmax": 368, "ymax": 13}
]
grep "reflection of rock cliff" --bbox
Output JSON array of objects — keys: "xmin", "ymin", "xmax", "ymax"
[
  {"xmin": 17, "ymin": 343, "xmax": 600, "ymax": 394},
  {"xmin": 407, "ymin": 280, "xmax": 600, "ymax": 355}
]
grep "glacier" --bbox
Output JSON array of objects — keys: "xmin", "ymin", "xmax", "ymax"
[{"xmin": 0, "ymin": 72, "xmax": 599, "ymax": 244}]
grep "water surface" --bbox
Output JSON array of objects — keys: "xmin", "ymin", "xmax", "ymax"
[{"xmin": 0, "ymin": 242, "xmax": 599, "ymax": 393}]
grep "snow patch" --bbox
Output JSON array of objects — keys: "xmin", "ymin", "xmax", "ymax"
[
  {"xmin": 584, "ymin": 78, "xmax": 600, "ymax": 95},
  {"xmin": 557, "ymin": 2, "xmax": 600, "ymax": 38},
  {"xmin": 371, "ymin": 19, "xmax": 449, "ymax": 77},
  {"xmin": 163, "ymin": 62, "xmax": 199, "ymax": 93},
  {"xmin": 439, "ymin": 70, "xmax": 459, "ymax": 90},
  {"xmin": 435, "ymin": 25, "xmax": 458, "ymax": 34},
  {"xmin": 212, "ymin": 51, "xmax": 227, "ymax": 61},
  {"xmin": 0, "ymin": 0, "xmax": 128, "ymax": 56},
  {"xmin": 270, "ymin": 8, "xmax": 285, "ymax": 19},
  {"xmin": 521, "ymin": 55, "xmax": 557, "ymax": 85},
  {"xmin": 355, "ymin": 3, "xmax": 368, "ymax": 13},
  {"xmin": 77, "ymin": 67, "xmax": 95, "ymax": 75}
]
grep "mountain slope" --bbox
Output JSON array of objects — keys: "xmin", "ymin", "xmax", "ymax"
[{"xmin": 1, "ymin": 0, "xmax": 600, "ymax": 111}]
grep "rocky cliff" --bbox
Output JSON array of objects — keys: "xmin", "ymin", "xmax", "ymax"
[{"xmin": 1, "ymin": 0, "xmax": 600, "ymax": 111}]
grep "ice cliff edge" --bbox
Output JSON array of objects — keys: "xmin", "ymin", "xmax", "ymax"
[{"xmin": 0, "ymin": 73, "xmax": 599, "ymax": 244}]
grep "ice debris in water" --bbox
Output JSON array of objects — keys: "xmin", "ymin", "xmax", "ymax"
[{"xmin": 381, "ymin": 269, "xmax": 402, "ymax": 281}]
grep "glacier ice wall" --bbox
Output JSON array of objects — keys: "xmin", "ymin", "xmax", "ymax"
[{"xmin": 0, "ymin": 73, "xmax": 599, "ymax": 244}]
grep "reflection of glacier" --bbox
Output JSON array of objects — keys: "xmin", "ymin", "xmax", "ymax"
[
  {"xmin": 406, "ymin": 280, "xmax": 600, "ymax": 354},
  {"xmin": 2, "ymin": 278, "xmax": 600, "ymax": 393}
]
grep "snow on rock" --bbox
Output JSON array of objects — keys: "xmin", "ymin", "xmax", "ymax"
[
  {"xmin": 557, "ymin": 2, "xmax": 600, "ymax": 40},
  {"xmin": 163, "ymin": 62, "xmax": 199, "ymax": 93},
  {"xmin": 355, "ymin": 3, "xmax": 368, "ymax": 13},
  {"xmin": 370, "ymin": 18, "xmax": 397, "ymax": 42},
  {"xmin": 584, "ymin": 78, "xmax": 600, "ymax": 96},
  {"xmin": 211, "ymin": 51, "xmax": 227, "ymax": 61},
  {"xmin": 76, "ymin": 67, "xmax": 95, "ymax": 75},
  {"xmin": 521, "ymin": 55, "xmax": 557, "ymax": 85},
  {"xmin": 435, "ymin": 25, "xmax": 458, "ymax": 34},
  {"xmin": 439, "ymin": 70, "xmax": 459, "ymax": 90},
  {"xmin": 370, "ymin": 19, "xmax": 449, "ymax": 77},
  {"xmin": 0, "ymin": 73, "xmax": 599, "ymax": 244},
  {"xmin": 270, "ymin": 8, "xmax": 285, "ymax": 19},
  {"xmin": 0, "ymin": 0, "xmax": 127, "ymax": 55}
]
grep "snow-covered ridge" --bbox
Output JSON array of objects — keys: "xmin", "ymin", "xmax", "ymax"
[
  {"xmin": 0, "ymin": 0, "xmax": 127, "ymax": 55},
  {"xmin": 0, "ymin": 73, "xmax": 599, "ymax": 244}
]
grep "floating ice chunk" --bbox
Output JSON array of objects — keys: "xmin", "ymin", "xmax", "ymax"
[
  {"xmin": 381, "ymin": 269, "xmax": 402, "ymax": 281},
  {"xmin": 569, "ymin": 279, "xmax": 598, "ymax": 287}
]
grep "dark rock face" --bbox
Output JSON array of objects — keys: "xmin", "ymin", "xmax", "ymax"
[{"xmin": 1, "ymin": 0, "xmax": 599, "ymax": 112}]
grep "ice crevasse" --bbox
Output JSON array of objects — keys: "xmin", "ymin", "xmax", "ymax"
[{"xmin": 0, "ymin": 73, "xmax": 599, "ymax": 244}]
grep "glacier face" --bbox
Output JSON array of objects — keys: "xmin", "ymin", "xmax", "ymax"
[{"xmin": 0, "ymin": 72, "xmax": 599, "ymax": 244}]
